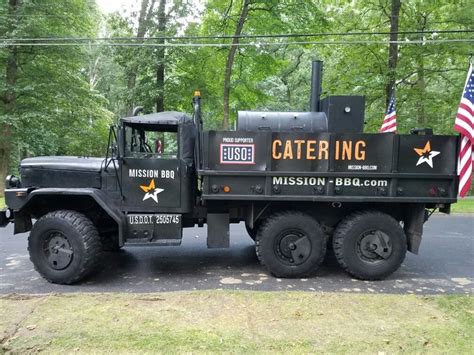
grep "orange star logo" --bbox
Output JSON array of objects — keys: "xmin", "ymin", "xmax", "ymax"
[
  {"xmin": 413, "ymin": 141, "xmax": 440, "ymax": 168},
  {"xmin": 140, "ymin": 179, "xmax": 155, "ymax": 193},
  {"xmin": 139, "ymin": 179, "xmax": 164, "ymax": 203},
  {"xmin": 414, "ymin": 141, "xmax": 431, "ymax": 156}
]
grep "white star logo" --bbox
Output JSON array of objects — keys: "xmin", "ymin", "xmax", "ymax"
[
  {"xmin": 139, "ymin": 179, "xmax": 164, "ymax": 204},
  {"xmin": 414, "ymin": 141, "xmax": 440, "ymax": 168}
]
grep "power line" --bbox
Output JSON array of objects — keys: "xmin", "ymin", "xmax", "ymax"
[
  {"xmin": 0, "ymin": 14, "xmax": 65, "ymax": 17},
  {"xmin": 1, "ymin": 39, "xmax": 472, "ymax": 48},
  {"xmin": 1, "ymin": 29, "xmax": 473, "ymax": 42}
]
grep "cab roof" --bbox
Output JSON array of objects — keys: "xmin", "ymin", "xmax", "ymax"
[{"xmin": 121, "ymin": 111, "xmax": 192, "ymax": 125}]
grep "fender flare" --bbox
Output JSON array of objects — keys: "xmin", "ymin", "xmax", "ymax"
[{"xmin": 21, "ymin": 188, "xmax": 126, "ymax": 244}]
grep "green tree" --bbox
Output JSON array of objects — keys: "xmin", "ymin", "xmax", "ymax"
[
  {"xmin": 107, "ymin": 0, "xmax": 193, "ymax": 115},
  {"xmin": 168, "ymin": 0, "xmax": 327, "ymax": 129},
  {"xmin": 0, "ymin": 0, "xmax": 113, "ymax": 194}
]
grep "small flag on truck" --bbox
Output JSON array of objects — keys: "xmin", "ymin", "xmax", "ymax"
[
  {"xmin": 454, "ymin": 63, "xmax": 474, "ymax": 197},
  {"xmin": 380, "ymin": 95, "xmax": 397, "ymax": 133}
]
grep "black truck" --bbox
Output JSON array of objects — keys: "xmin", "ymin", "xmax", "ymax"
[{"xmin": 0, "ymin": 61, "xmax": 459, "ymax": 284}]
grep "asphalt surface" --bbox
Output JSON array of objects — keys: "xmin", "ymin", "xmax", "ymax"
[{"xmin": 0, "ymin": 214, "xmax": 472, "ymax": 295}]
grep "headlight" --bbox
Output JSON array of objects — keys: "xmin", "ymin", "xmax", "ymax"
[{"xmin": 6, "ymin": 175, "xmax": 20, "ymax": 188}]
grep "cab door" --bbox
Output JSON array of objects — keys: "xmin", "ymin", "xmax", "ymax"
[{"xmin": 121, "ymin": 124, "xmax": 181, "ymax": 213}]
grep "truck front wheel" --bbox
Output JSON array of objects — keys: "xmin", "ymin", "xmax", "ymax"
[
  {"xmin": 332, "ymin": 211, "xmax": 407, "ymax": 280},
  {"xmin": 28, "ymin": 210, "xmax": 102, "ymax": 284},
  {"xmin": 245, "ymin": 221, "xmax": 261, "ymax": 241},
  {"xmin": 255, "ymin": 212, "xmax": 326, "ymax": 278}
]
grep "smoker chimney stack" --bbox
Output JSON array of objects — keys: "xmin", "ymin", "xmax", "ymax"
[{"xmin": 310, "ymin": 60, "xmax": 323, "ymax": 112}]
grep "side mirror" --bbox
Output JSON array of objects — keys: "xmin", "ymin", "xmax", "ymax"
[
  {"xmin": 111, "ymin": 144, "xmax": 119, "ymax": 158},
  {"xmin": 105, "ymin": 125, "xmax": 122, "ymax": 171}
]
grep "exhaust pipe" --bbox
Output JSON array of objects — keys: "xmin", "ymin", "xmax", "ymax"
[
  {"xmin": 310, "ymin": 60, "xmax": 323, "ymax": 112},
  {"xmin": 192, "ymin": 91, "xmax": 202, "ymax": 169}
]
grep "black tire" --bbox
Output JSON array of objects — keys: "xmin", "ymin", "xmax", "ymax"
[
  {"xmin": 100, "ymin": 232, "xmax": 122, "ymax": 252},
  {"xmin": 255, "ymin": 211, "xmax": 326, "ymax": 278},
  {"xmin": 245, "ymin": 221, "xmax": 261, "ymax": 241},
  {"xmin": 333, "ymin": 211, "xmax": 407, "ymax": 280},
  {"xmin": 28, "ymin": 210, "xmax": 102, "ymax": 284}
]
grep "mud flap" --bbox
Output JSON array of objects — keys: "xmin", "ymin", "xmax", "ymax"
[
  {"xmin": 13, "ymin": 210, "xmax": 32, "ymax": 234},
  {"xmin": 404, "ymin": 204, "xmax": 425, "ymax": 254},
  {"xmin": 207, "ymin": 213, "xmax": 229, "ymax": 248}
]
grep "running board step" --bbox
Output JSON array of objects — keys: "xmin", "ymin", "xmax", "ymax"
[{"xmin": 125, "ymin": 238, "xmax": 182, "ymax": 246}]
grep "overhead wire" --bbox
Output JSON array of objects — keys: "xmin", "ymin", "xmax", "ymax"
[
  {"xmin": 0, "ymin": 39, "xmax": 472, "ymax": 48},
  {"xmin": 1, "ymin": 29, "xmax": 473, "ymax": 42}
]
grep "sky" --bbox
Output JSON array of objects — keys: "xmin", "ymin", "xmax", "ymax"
[
  {"xmin": 96, "ymin": 0, "xmax": 137, "ymax": 14},
  {"xmin": 95, "ymin": 0, "xmax": 203, "ymax": 23}
]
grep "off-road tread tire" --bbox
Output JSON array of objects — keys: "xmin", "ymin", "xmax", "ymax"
[
  {"xmin": 28, "ymin": 210, "xmax": 102, "ymax": 284},
  {"xmin": 255, "ymin": 211, "xmax": 326, "ymax": 278},
  {"xmin": 245, "ymin": 222, "xmax": 261, "ymax": 241},
  {"xmin": 333, "ymin": 211, "xmax": 407, "ymax": 280}
]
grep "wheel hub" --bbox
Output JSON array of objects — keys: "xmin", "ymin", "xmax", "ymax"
[
  {"xmin": 358, "ymin": 230, "xmax": 392, "ymax": 261},
  {"xmin": 275, "ymin": 231, "xmax": 311, "ymax": 265},
  {"xmin": 44, "ymin": 233, "xmax": 73, "ymax": 270}
]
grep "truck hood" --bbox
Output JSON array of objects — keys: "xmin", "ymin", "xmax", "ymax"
[{"xmin": 20, "ymin": 156, "xmax": 105, "ymax": 173}]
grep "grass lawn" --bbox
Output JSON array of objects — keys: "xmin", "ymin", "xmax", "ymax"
[
  {"xmin": 0, "ymin": 196, "xmax": 3, "ymax": 209},
  {"xmin": 0, "ymin": 291, "xmax": 472, "ymax": 353},
  {"xmin": 450, "ymin": 198, "xmax": 474, "ymax": 213}
]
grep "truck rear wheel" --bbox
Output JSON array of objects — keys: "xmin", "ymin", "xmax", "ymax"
[
  {"xmin": 255, "ymin": 211, "xmax": 326, "ymax": 278},
  {"xmin": 28, "ymin": 210, "xmax": 102, "ymax": 284},
  {"xmin": 332, "ymin": 211, "xmax": 407, "ymax": 280}
]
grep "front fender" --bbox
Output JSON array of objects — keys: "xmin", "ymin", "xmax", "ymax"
[{"xmin": 11, "ymin": 188, "xmax": 126, "ymax": 244}]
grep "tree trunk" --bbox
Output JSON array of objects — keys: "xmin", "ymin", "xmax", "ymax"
[
  {"xmin": 155, "ymin": 0, "xmax": 166, "ymax": 113},
  {"xmin": 415, "ymin": 13, "xmax": 428, "ymax": 126},
  {"xmin": 127, "ymin": 0, "xmax": 156, "ymax": 114},
  {"xmin": 223, "ymin": 0, "xmax": 250, "ymax": 129},
  {"xmin": 1, "ymin": 0, "xmax": 20, "ymax": 195},
  {"xmin": 416, "ymin": 55, "xmax": 426, "ymax": 125},
  {"xmin": 385, "ymin": 0, "xmax": 401, "ymax": 107}
]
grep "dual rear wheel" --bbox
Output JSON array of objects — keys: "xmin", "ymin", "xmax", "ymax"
[
  {"xmin": 255, "ymin": 210, "xmax": 407, "ymax": 280},
  {"xmin": 332, "ymin": 211, "xmax": 407, "ymax": 280},
  {"xmin": 255, "ymin": 211, "xmax": 327, "ymax": 278}
]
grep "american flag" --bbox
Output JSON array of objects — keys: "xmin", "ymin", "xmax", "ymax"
[
  {"xmin": 380, "ymin": 95, "xmax": 397, "ymax": 133},
  {"xmin": 454, "ymin": 64, "xmax": 474, "ymax": 197}
]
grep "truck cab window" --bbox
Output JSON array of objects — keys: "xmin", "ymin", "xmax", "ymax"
[{"xmin": 124, "ymin": 125, "xmax": 178, "ymax": 158}]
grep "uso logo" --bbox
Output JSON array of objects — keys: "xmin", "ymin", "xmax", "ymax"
[{"xmin": 220, "ymin": 143, "xmax": 255, "ymax": 164}]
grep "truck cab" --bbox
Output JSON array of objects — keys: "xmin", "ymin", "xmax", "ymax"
[
  {"xmin": 117, "ymin": 111, "xmax": 197, "ymax": 244},
  {"xmin": 119, "ymin": 112, "xmax": 196, "ymax": 211}
]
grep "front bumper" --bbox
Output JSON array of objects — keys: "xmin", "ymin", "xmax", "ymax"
[{"xmin": 0, "ymin": 208, "xmax": 13, "ymax": 227}]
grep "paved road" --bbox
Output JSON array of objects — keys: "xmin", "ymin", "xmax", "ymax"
[{"xmin": 0, "ymin": 215, "xmax": 472, "ymax": 295}]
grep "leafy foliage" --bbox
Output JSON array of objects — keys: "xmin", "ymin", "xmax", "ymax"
[
  {"xmin": 0, "ymin": 0, "xmax": 113, "ymax": 177},
  {"xmin": 0, "ymin": 0, "xmax": 472, "ymax": 186}
]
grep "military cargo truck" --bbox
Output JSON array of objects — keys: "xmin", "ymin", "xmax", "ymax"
[{"xmin": 0, "ymin": 61, "xmax": 459, "ymax": 284}]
